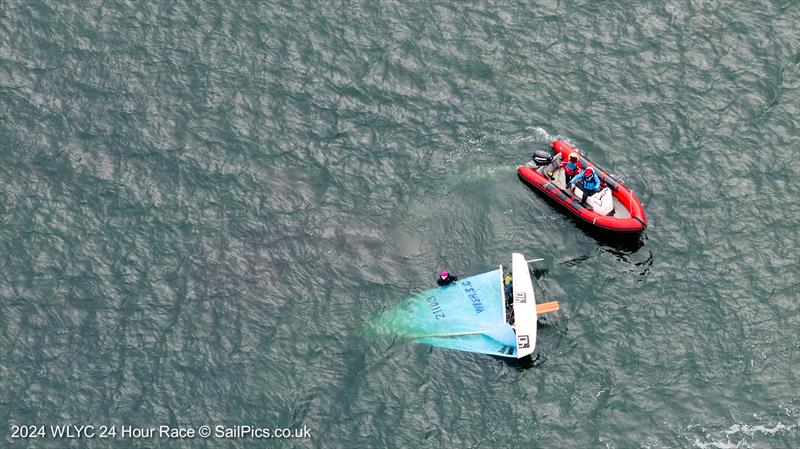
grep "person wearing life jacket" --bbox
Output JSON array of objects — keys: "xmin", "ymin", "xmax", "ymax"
[
  {"xmin": 437, "ymin": 271, "xmax": 458, "ymax": 286},
  {"xmin": 504, "ymin": 272, "xmax": 513, "ymax": 295},
  {"xmin": 569, "ymin": 166, "xmax": 601, "ymax": 204},
  {"xmin": 561, "ymin": 152, "xmax": 584, "ymax": 182},
  {"xmin": 546, "ymin": 152, "xmax": 583, "ymax": 181}
]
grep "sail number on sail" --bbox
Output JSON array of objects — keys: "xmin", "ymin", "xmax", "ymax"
[{"xmin": 426, "ymin": 296, "xmax": 446, "ymax": 320}]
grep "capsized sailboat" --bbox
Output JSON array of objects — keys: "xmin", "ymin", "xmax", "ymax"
[{"xmin": 367, "ymin": 253, "xmax": 559, "ymax": 358}]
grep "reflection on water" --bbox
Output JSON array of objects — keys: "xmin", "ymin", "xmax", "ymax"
[{"xmin": 581, "ymin": 226, "xmax": 645, "ymax": 253}]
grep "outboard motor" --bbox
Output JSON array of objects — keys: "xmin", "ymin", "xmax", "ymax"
[{"xmin": 532, "ymin": 149, "xmax": 553, "ymax": 166}]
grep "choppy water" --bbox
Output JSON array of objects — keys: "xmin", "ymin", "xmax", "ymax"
[{"xmin": 1, "ymin": 1, "xmax": 798, "ymax": 448}]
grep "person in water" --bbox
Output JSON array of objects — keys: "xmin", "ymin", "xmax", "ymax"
[
  {"xmin": 437, "ymin": 271, "xmax": 457, "ymax": 286},
  {"xmin": 569, "ymin": 166, "xmax": 601, "ymax": 204}
]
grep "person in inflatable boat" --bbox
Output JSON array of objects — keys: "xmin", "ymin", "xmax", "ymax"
[
  {"xmin": 561, "ymin": 152, "xmax": 584, "ymax": 182},
  {"xmin": 437, "ymin": 271, "xmax": 458, "ymax": 286},
  {"xmin": 546, "ymin": 152, "xmax": 583, "ymax": 181},
  {"xmin": 569, "ymin": 166, "xmax": 601, "ymax": 204}
]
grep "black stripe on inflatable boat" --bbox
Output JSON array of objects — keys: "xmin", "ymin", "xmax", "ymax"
[
  {"xmin": 544, "ymin": 182, "xmax": 557, "ymax": 191},
  {"xmin": 554, "ymin": 191, "xmax": 569, "ymax": 201},
  {"xmin": 602, "ymin": 176, "xmax": 617, "ymax": 191}
]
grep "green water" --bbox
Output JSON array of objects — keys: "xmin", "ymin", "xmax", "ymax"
[{"xmin": 1, "ymin": 1, "xmax": 798, "ymax": 448}]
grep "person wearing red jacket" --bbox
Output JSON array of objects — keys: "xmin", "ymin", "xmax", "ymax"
[
  {"xmin": 548, "ymin": 152, "xmax": 583, "ymax": 181},
  {"xmin": 561, "ymin": 152, "xmax": 583, "ymax": 182}
]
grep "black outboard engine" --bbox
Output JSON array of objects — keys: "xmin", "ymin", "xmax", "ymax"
[{"xmin": 532, "ymin": 149, "xmax": 553, "ymax": 166}]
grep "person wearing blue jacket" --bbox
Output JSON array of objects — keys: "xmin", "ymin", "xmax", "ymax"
[{"xmin": 569, "ymin": 167, "xmax": 601, "ymax": 204}]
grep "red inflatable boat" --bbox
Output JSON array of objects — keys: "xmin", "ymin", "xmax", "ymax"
[{"xmin": 517, "ymin": 140, "xmax": 647, "ymax": 233}]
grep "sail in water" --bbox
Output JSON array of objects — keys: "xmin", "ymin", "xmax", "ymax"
[{"xmin": 367, "ymin": 268, "xmax": 519, "ymax": 357}]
